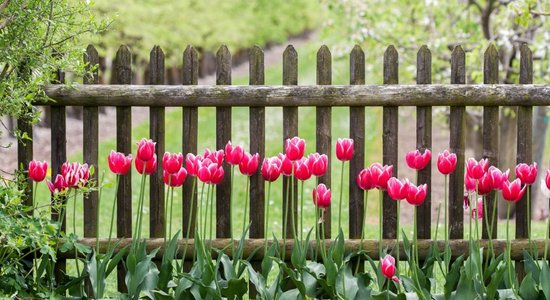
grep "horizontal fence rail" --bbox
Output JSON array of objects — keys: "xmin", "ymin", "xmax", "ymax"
[{"xmin": 43, "ymin": 84, "xmax": 550, "ymax": 107}]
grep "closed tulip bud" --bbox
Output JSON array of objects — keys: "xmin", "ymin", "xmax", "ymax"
[
  {"xmin": 356, "ymin": 168, "xmax": 376, "ymax": 190},
  {"xmin": 477, "ymin": 173, "xmax": 492, "ymax": 196},
  {"xmin": 515, "ymin": 162, "xmax": 538, "ymax": 185},
  {"xmin": 369, "ymin": 163, "xmax": 393, "ymax": 190},
  {"xmin": 261, "ymin": 157, "xmax": 282, "ymax": 182},
  {"xmin": 239, "ymin": 152, "xmax": 259, "ymax": 176},
  {"xmin": 502, "ymin": 178, "xmax": 526, "ymax": 202},
  {"xmin": 294, "ymin": 157, "xmax": 312, "ymax": 181},
  {"xmin": 136, "ymin": 138, "xmax": 156, "ymax": 161},
  {"xmin": 225, "ymin": 141, "xmax": 245, "ymax": 165},
  {"xmin": 406, "ymin": 149, "xmax": 431, "ymax": 170},
  {"xmin": 387, "ymin": 177, "xmax": 410, "ymax": 200},
  {"xmin": 108, "ymin": 151, "xmax": 133, "ymax": 175},
  {"xmin": 312, "ymin": 183, "xmax": 331, "ymax": 208},
  {"xmin": 47, "ymin": 174, "xmax": 68, "ymax": 194},
  {"xmin": 307, "ymin": 153, "xmax": 328, "ymax": 177},
  {"xmin": 336, "ymin": 138, "xmax": 354, "ymax": 161},
  {"xmin": 185, "ymin": 154, "xmax": 200, "ymax": 176},
  {"xmin": 163, "ymin": 168, "xmax": 187, "ymax": 187},
  {"xmin": 380, "ymin": 255, "xmax": 399, "ymax": 282},
  {"xmin": 28, "ymin": 160, "xmax": 48, "ymax": 182},
  {"xmin": 465, "ymin": 174, "xmax": 476, "ymax": 193},
  {"xmin": 406, "ymin": 183, "xmax": 428, "ymax": 206},
  {"xmin": 285, "ymin": 137, "xmax": 305, "ymax": 161},
  {"xmin": 278, "ymin": 153, "xmax": 293, "ymax": 176},
  {"xmin": 135, "ymin": 154, "xmax": 157, "ymax": 175},
  {"xmin": 487, "ymin": 166, "xmax": 509, "ymax": 190},
  {"xmin": 163, "ymin": 152, "xmax": 183, "ymax": 174},
  {"xmin": 198, "ymin": 159, "xmax": 224, "ymax": 185},
  {"xmin": 204, "ymin": 148, "xmax": 224, "ymax": 166},
  {"xmin": 437, "ymin": 150, "xmax": 457, "ymax": 175},
  {"xmin": 466, "ymin": 158, "xmax": 489, "ymax": 180}
]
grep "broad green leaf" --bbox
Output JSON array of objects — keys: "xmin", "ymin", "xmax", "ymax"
[
  {"xmin": 519, "ymin": 272, "xmax": 538, "ymax": 300},
  {"xmin": 540, "ymin": 261, "xmax": 550, "ymax": 299}
]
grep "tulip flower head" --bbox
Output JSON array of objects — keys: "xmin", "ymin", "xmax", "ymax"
[
  {"xmin": 185, "ymin": 154, "xmax": 200, "ymax": 176},
  {"xmin": 307, "ymin": 153, "xmax": 328, "ymax": 177},
  {"xmin": 197, "ymin": 158, "xmax": 224, "ymax": 184},
  {"xmin": 312, "ymin": 183, "xmax": 331, "ymax": 208},
  {"xmin": 62, "ymin": 162, "xmax": 90, "ymax": 188},
  {"xmin": 163, "ymin": 152, "xmax": 183, "ymax": 174},
  {"xmin": 47, "ymin": 174, "xmax": 68, "ymax": 194},
  {"xmin": 28, "ymin": 160, "xmax": 48, "ymax": 182},
  {"xmin": 487, "ymin": 166, "xmax": 509, "ymax": 190},
  {"xmin": 336, "ymin": 138, "xmax": 354, "ymax": 161},
  {"xmin": 203, "ymin": 149, "xmax": 224, "ymax": 166},
  {"xmin": 387, "ymin": 177, "xmax": 410, "ymax": 201},
  {"xmin": 239, "ymin": 152, "xmax": 259, "ymax": 176},
  {"xmin": 466, "ymin": 158, "xmax": 489, "ymax": 180},
  {"xmin": 136, "ymin": 138, "xmax": 156, "ymax": 161},
  {"xmin": 541, "ymin": 177, "xmax": 550, "ymax": 199},
  {"xmin": 108, "ymin": 151, "xmax": 133, "ymax": 175},
  {"xmin": 369, "ymin": 163, "xmax": 393, "ymax": 190},
  {"xmin": 406, "ymin": 183, "xmax": 428, "ymax": 206},
  {"xmin": 501, "ymin": 178, "xmax": 526, "ymax": 202},
  {"xmin": 546, "ymin": 170, "xmax": 550, "ymax": 191},
  {"xmin": 406, "ymin": 149, "xmax": 431, "ymax": 170},
  {"xmin": 225, "ymin": 141, "xmax": 244, "ymax": 165},
  {"xmin": 356, "ymin": 168, "xmax": 376, "ymax": 191},
  {"xmin": 261, "ymin": 156, "xmax": 282, "ymax": 182},
  {"xmin": 135, "ymin": 154, "xmax": 157, "ymax": 175},
  {"xmin": 278, "ymin": 153, "xmax": 293, "ymax": 176},
  {"xmin": 515, "ymin": 162, "xmax": 538, "ymax": 185},
  {"xmin": 163, "ymin": 168, "xmax": 188, "ymax": 187},
  {"xmin": 465, "ymin": 174, "xmax": 476, "ymax": 193},
  {"xmin": 294, "ymin": 157, "xmax": 312, "ymax": 181},
  {"xmin": 285, "ymin": 137, "xmax": 306, "ymax": 161},
  {"xmin": 380, "ymin": 255, "xmax": 399, "ymax": 282},
  {"xmin": 477, "ymin": 173, "xmax": 492, "ymax": 196},
  {"xmin": 437, "ymin": 150, "xmax": 457, "ymax": 175}
]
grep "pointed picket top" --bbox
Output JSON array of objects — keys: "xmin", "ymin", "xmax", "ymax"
[
  {"xmin": 519, "ymin": 43, "xmax": 533, "ymax": 84},
  {"xmin": 350, "ymin": 45, "xmax": 365, "ymax": 85},
  {"xmin": 484, "ymin": 44, "xmax": 499, "ymax": 84},
  {"xmin": 451, "ymin": 45, "xmax": 465, "ymax": 84},
  {"xmin": 416, "ymin": 45, "xmax": 432, "ymax": 84},
  {"xmin": 317, "ymin": 45, "xmax": 331, "ymax": 85},
  {"xmin": 149, "ymin": 45, "xmax": 165, "ymax": 85},
  {"xmin": 114, "ymin": 45, "xmax": 132, "ymax": 84},
  {"xmin": 183, "ymin": 45, "xmax": 198, "ymax": 85},
  {"xmin": 249, "ymin": 45, "xmax": 265, "ymax": 85},
  {"xmin": 283, "ymin": 45, "xmax": 298, "ymax": 85},
  {"xmin": 384, "ymin": 45, "xmax": 398, "ymax": 84},
  {"xmin": 216, "ymin": 45, "xmax": 231, "ymax": 85},
  {"xmin": 84, "ymin": 45, "xmax": 99, "ymax": 84}
]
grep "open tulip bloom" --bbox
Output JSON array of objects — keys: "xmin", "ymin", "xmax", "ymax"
[{"xmin": 405, "ymin": 149, "xmax": 431, "ymax": 170}]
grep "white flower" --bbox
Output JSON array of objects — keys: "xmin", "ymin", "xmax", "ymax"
[{"xmin": 540, "ymin": 178, "xmax": 550, "ymax": 199}]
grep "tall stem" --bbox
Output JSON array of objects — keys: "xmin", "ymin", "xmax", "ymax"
[
  {"xmin": 182, "ymin": 177, "xmax": 196, "ymax": 271},
  {"xmin": 544, "ymin": 196, "xmax": 550, "ymax": 262},
  {"xmin": 444, "ymin": 175, "xmax": 449, "ymax": 274},
  {"xmin": 321, "ymin": 208, "xmax": 327, "ymax": 261},
  {"xmin": 164, "ymin": 177, "xmax": 171, "ymax": 244},
  {"xmin": 230, "ymin": 166, "xmax": 235, "ymax": 244},
  {"xmin": 315, "ymin": 207, "xmax": 319, "ymax": 261},
  {"xmin": 72, "ymin": 191, "xmax": 81, "ymax": 279},
  {"xmin": 242, "ymin": 177, "xmax": 250, "ymax": 235},
  {"xmin": 483, "ymin": 195, "xmax": 492, "ymax": 272},
  {"xmin": 209, "ymin": 185, "xmax": 215, "ymax": 244},
  {"xmin": 107, "ymin": 176, "xmax": 120, "ymax": 250},
  {"xmin": 282, "ymin": 176, "xmax": 290, "ymax": 259},
  {"xmin": 203, "ymin": 184, "xmax": 211, "ymax": 240},
  {"xmin": 506, "ymin": 202, "xmax": 514, "ymax": 290},
  {"xmin": 379, "ymin": 189, "xmax": 383, "ymax": 258},
  {"xmin": 169, "ymin": 187, "xmax": 175, "ymax": 239},
  {"xmin": 527, "ymin": 186, "xmax": 532, "ymax": 253},
  {"xmin": 396, "ymin": 199, "xmax": 400, "ymax": 271},
  {"xmin": 338, "ymin": 161, "xmax": 345, "ymax": 231},
  {"xmin": 300, "ymin": 180, "xmax": 304, "ymax": 241},
  {"xmin": 264, "ymin": 181, "xmax": 272, "ymax": 255},
  {"xmin": 96, "ymin": 172, "xmax": 105, "ymax": 255},
  {"xmin": 291, "ymin": 169, "xmax": 298, "ymax": 243}
]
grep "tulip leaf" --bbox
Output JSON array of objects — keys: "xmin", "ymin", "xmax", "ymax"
[
  {"xmin": 519, "ymin": 272, "xmax": 538, "ymax": 300},
  {"xmin": 444, "ymin": 254, "xmax": 464, "ymax": 299},
  {"xmin": 279, "ymin": 288, "xmax": 301, "ymax": 300},
  {"xmin": 523, "ymin": 250, "xmax": 541, "ymax": 283},
  {"xmin": 540, "ymin": 261, "xmax": 550, "ymax": 299}
]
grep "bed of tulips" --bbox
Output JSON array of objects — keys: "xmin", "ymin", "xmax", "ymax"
[{"xmin": 5, "ymin": 136, "xmax": 550, "ymax": 299}]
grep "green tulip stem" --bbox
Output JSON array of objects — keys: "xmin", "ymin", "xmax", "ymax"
[
  {"xmin": 107, "ymin": 176, "xmax": 120, "ymax": 250},
  {"xmin": 483, "ymin": 195, "xmax": 491, "ymax": 272},
  {"xmin": 321, "ymin": 208, "xmax": 327, "ymax": 261},
  {"xmin": 282, "ymin": 175, "xmax": 291, "ymax": 260},
  {"xmin": 291, "ymin": 166, "xmax": 298, "ymax": 244},
  {"xmin": 315, "ymin": 207, "xmax": 319, "ymax": 261},
  {"xmin": 164, "ymin": 176, "xmax": 171, "ymax": 245},
  {"xmin": 168, "ymin": 186, "xmax": 175, "ymax": 239},
  {"xmin": 133, "ymin": 164, "xmax": 147, "ymax": 251},
  {"xmin": 396, "ymin": 199, "xmax": 400, "ymax": 270},
  {"xmin": 545, "ymin": 195, "xmax": 550, "ymax": 262},
  {"xmin": 527, "ymin": 186, "xmax": 532, "ymax": 254},
  {"xmin": 444, "ymin": 175, "xmax": 449, "ymax": 274},
  {"xmin": 209, "ymin": 184, "xmax": 215, "ymax": 245},
  {"xmin": 203, "ymin": 184, "xmax": 211, "ymax": 240},
  {"xmin": 490, "ymin": 192, "xmax": 498, "ymax": 259},
  {"xmin": 300, "ymin": 180, "xmax": 304, "ymax": 241},
  {"xmin": 182, "ymin": 177, "xmax": 196, "ymax": 272},
  {"xmin": 379, "ymin": 189, "xmax": 383, "ymax": 259},
  {"xmin": 355, "ymin": 189, "xmax": 368, "ymax": 275},
  {"xmin": 230, "ymin": 165, "xmax": 235, "ymax": 249},
  {"xmin": 72, "ymin": 191, "xmax": 81, "ymax": 279},
  {"xmin": 506, "ymin": 201, "xmax": 514, "ymax": 290},
  {"xmin": 264, "ymin": 181, "xmax": 271, "ymax": 255},
  {"xmin": 242, "ymin": 176, "xmax": 250, "ymax": 236},
  {"xmin": 338, "ymin": 161, "xmax": 345, "ymax": 231}
]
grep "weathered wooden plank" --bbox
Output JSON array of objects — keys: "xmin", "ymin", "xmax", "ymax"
[
  {"xmin": 449, "ymin": 46, "xmax": 466, "ymax": 239},
  {"xmin": 349, "ymin": 45, "xmax": 365, "ymax": 240},
  {"xmin": 114, "ymin": 45, "xmax": 132, "ymax": 293},
  {"xmin": 482, "ymin": 44, "xmax": 499, "ymax": 240},
  {"xmin": 83, "ymin": 45, "xmax": 99, "ymax": 239},
  {"xmin": 44, "ymin": 84, "xmax": 550, "ymax": 107},
  {"xmin": 182, "ymin": 45, "xmax": 198, "ymax": 243},
  {"xmin": 382, "ymin": 45, "xmax": 398, "ymax": 239},
  {"xmin": 249, "ymin": 46, "xmax": 265, "ymax": 239},
  {"xmin": 149, "ymin": 46, "xmax": 165, "ymax": 239},
  {"xmin": 216, "ymin": 45, "xmax": 232, "ymax": 238},
  {"xmin": 282, "ymin": 45, "xmax": 298, "ymax": 243},
  {"xmin": 416, "ymin": 45, "xmax": 432, "ymax": 239},
  {"xmin": 317, "ymin": 45, "xmax": 332, "ymax": 238}
]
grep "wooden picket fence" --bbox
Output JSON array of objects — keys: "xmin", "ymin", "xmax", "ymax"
[{"xmin": 19, "ymin": 42, "xmax": 550, "ymax": 292}]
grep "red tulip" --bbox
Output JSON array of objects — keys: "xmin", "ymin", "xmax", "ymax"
[
  {"xmin": 307, "ymin": 153, "xmax": 328, "ymax": 177},
  {"xmin": 369, "ymin": 163, "xmax": 393, "ymax": 190},
  {"xmin": 487, "ymin": 166, "xmax": 509, "ymax": 190},
  {"xmin": 163, "ymin": 152, "xmax": 183, "ymax": 174},
  {"xmin": 239, "ymin": 152, "xmax": 259, "ymax": 176},
  {"xmin": 294, "ymin": 157, "xmax": 312, "ymax": 181},
  {"xmin": 471, "ymin": 198, "xmax": 483, "ymax": 219},
  {"xmin": 62, "ymin": 162, "xmax": 90, "ymax": 188},
  {"xmin": 380, "ymin": 255, "xmax": 399, "ymax": 282},
  {"xmin": 163, "ymin": 168, "xmax": 188, "ymax": 187},
  {"xmin": 136, "ymin": 138, "xmax": 156, "ymax": 161},
  {"xmin": 278, "ymin": 153, "xmax": 293, "ymax": 176},
  {"xmin": 546, "ymin": 170, "xmax": 550, "ymax": 190},
  {"xmin": 285, "ymin": 137, "xmax": 305, "ymax": 161},
  {"xmin": 225, "ymin": 141, "xmax": 244, "ymax": 165},
  {"xmin": 466, "ymin": 158, "xmax": 489, "ymax": 180},
  {"xmin": 465, "ymin": 174, "xmax": 476, "ymax": 193},
  {"xmin": 356, "ymin": 168, "xmax": 376, "ymax": 190},
  {"xmin": 186, "ymin": 154, "xmax": 200, "ymax": 176},
  {"xmin": 312, "ymin": 183, "xmax": 331, "ymax": 208},
  {"xmin": 515, "ymin": 162, "xmax": 538, "ymax": 185},
  {"xmin": 437, "ymin": 150, "xmax": 457, "ymax": 175},
  {"xmin": 477, "ymin": 173, "xmax": 492, "ymax": 196},
  {"xmin": 135, "ymin": 154, "xmax": 157, "ymax": 175},
  {"xmin": 47, "ymin": 174, "xmax": 68, "ymax": 194},
  {"xmin": 336, "ymin": 138, "xmax": 354, "ymax": 161},
  {"xmin": 28, "ymin": 160, "xmax": 48, "ymax": 182},
  {"xmin": 261, "ymin": 157, "xmax": 282, "ymax": 182},
  {"xmin": 387, "ymin": 177, "xmax": 410, "ymax": 200},
  {"xmin": 406, "ymin": 183, "xmax": 428, "ymax": 206},
  {"xmin": 108, "ymin": 151, "xmax": 133, "ymax": 175},
  {"xmin": 197, "ymin": 158, "xmax": 224, "ymax": 185},
  {"xmin": 405, "ymin": 149, "xmax": 431, "ymax": 170},
  {"xmin": 502, "ymin": 178, "xmax": 526, "ymax": 202},
  {"xmin": 204, "ymin": 148, "xmax": 224, "ymax": 166}
]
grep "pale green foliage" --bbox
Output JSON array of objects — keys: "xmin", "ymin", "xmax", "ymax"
[{"xmin": 0, "ymin": 0, "xmax": 108, "ymax": 122}]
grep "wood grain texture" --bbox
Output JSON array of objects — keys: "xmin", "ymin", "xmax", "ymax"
[
  {"xmin": 382, "ymin": 45, "xmax": 398, "ymax": 239},
  {"xmin": 482, "ymin": 44, "xmax": 499, "ymax": 240},
  {"xmin": 349, "ymin": 45, "xmax": 365, "ymax": 240},
  {"xmin": 282, "ymin": 45, "xmax": 298, "ymax": 241},
  {"xmin": 416, "ymin": 45, "xmax": 432, "ymax": 239},
  {"xmin": 449, "ymin": 46, "xmax": 466, "ymax": 239},
  {"xmin": 149, "ymin": 45, "xmax": 166, "ymax": 239},
  {"xmin": 215, "ymin": 45, "xmax": 232, "ymax": 238},
  {"xmin": 249, "ymin": 46, "xmax": 265, "ymax": 239},
  {"xmin": 114, "ymin": 45, "xmax": 132, "ymax": 292},
  {"xmin": 316, "ymin": 45, "xmax": 332, "ymax": 238}
]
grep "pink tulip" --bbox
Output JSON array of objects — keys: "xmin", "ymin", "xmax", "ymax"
[
  {"xmin": 225, "ymin": 141, "xmax": 244, "ymax": 165},
  {"xmin": 239, "ymin": 152, "xmax": 259, "ymax": 176},
  {"xmin": 261, "ymin": 157, "xmax": 282, "ymax": 182},
  {"xmin": 62, "ymin": 162, "xmax": 90, "ymax": 188},
  {"xmin": 278, "ymin": 153, "xmax": 293, "ymax": 176},
  {"xmin": 312, "ymin": 183, "xmax": 331, "ymax": 208},
  {"xmin": 28, "ymin": 160, "xmax": 48, "ymax": 182},
  {"xmin": 163, "ymin": 168, "xmax": 188, "ymax": 187},
  {"xmin": 197, "ymin": 159, "xmax": 224, "ymax": 185},
  {"xmin": 163, "ymin": 152, "xmax": 183, "ymax": 174},
  {"xmin": 294, "ymin": 157, "xmax": 312, "ymax": 181},
  {"xmin": 307, "ymin": 153, "xmax": 328, "ymax": 177},
  {"xmin": 387, "ymin": 177, "xmax": 410, "ymax": 201},
  {"xmin": 185, "ymin": 154, "xmax": 200, "ymax": 176},
  {"xmin": 136, "ymin": 138, "xmax": 156, "ymax": 161},
  {"xmin": 369, "ymin": 163, "xmax": 393, "ymax": 190},
  {"xmin": 108, "ymin": 151, "xmax": 133, "ymax": 175},
  {"xmin": 135, "ymin": 154, "xmax": 157, "ymax": 175},
  {"xmin": 466, "ymin": 158, "xmax": 489, "ymax": 180},
  {"xmin": 203, "ymin": 148, "xmax": 224, "ymax": 166},
  {"xmin": 477, "ymin": 173, "xmax": 492, "ymax": 196},
  {"xmin": 487, "ymin": 166, "xmax": 509, "ymax": 190},
  {"xmin": 437, "ymin": 150, "xmax": 457, "ymax": 175},
  {"xmin": 515, "ymin": 162, "xmax": 538, "ymax": 185},
  {"xmin": 465, "ymin": 174, "xmax": 476, "ymax": 192},
  {"xmin": 285, "ymin": 137, "xmax": 305, "ymax": 161},
  {"xmin": 380, "ymin": 255, "xmax": 399, "ymax": 282},
  {"xmin": 406, "ymin": 183, "xmax": 428, "ymax": 206},
  {"xmin": 502, "ymin": 178, "xmax": 526, "ymax": 202},
  {"xmin": 47, "ymin": 174, "xmax": 68, "ymax": 194},
  {"xmin": 405, "ymin": 149, "xmax": 431, "ymax": 170},
  {"xmin": 356, "ymin": 168, "xmax": 376, "ymax": 191},
  {"xmin": 546, "ymin": 170, "xmax": 550, "ymax": 190},
  {"xmin": 336, "ymin": 138, "xmax": 354, "ymax": 161}
]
